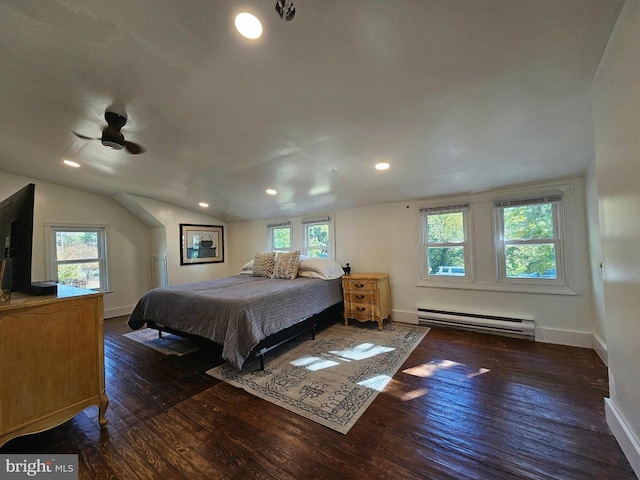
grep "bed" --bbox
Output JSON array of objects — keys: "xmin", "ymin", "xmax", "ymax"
[{"xmin": 127, "ymin": 267, "xmax": 344, "ymax": 370}]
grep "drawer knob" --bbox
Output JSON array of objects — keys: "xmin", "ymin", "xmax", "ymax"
[
  {"xmin": 355, "ymin": 283, "xmax": 366, "ymax": 288},
  {"xmin": 355, "ymin": 294, "xmax": 365, "ymax": 299},
  {"xmin": 356, "ymin": 307, "xmax": 367, "ymax": 312}
]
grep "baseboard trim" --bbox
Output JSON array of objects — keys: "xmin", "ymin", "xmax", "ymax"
[
  {"xmin": 605, "ymin": 398, "xmax": 640, "ymax": 477},
  {"xmin": 391, "ymin": 309, "xmax": 418, "ymax": 325},
  {"xmin": 534, "ymin": 327, "xmax": 593, "ymax": 349},
  {"xmin": 105, "ymin": 305, "xmax": 135, "ymax": 319},
  {"xmin": 593, "ymin": 333, "xmax": 608, "ymax": 365}
]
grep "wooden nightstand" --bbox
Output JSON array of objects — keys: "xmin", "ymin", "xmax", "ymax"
[{"xmin": 342, "ymin": 273, "xmax": 391, "ymax": 331}]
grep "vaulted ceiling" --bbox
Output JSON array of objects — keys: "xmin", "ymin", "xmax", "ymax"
[{"xmin": 0, "ymin": 0, "xmax": 624, "ymax": 222}]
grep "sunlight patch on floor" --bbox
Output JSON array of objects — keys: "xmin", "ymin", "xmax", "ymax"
[
  {"xmin": 290, "ymin": 355, "xmax": 340, "ymax": 370},
  {"xmin": 403, "ymin": 359, "xmax": 490, "ymax": 378},
  {"xmin": 468, "ymin": 368, "xmax": 490, "ymax": 378},
  {"xmin": 382, "ymin": 378, "xmax": 430, "ymax": 400},
  {"xmin": 403, "ymin": 359, "xmax": 461, "ymax": 377},
  {"xmin": 289, "ymin": 342, "xmax": 395, "ymax": 371},
  {"xmin": 400, "ymin": 388, "xmax": 429, "ymax": 401},
  {"xmin": 330, "ymin": 343, "xmax": 395, "ymax": 361},
  {"xmin": 357, "ymin": 374, "xmax": 392, "ymax": 391}
]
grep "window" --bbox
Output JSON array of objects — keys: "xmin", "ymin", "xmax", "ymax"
[
  {"xmin": 265, "ymin": 215, "xmax": 335, "ymax": 260},
  {"xmin": 46, "ymin": 225, "xmax": 109, "ymax": 291},
  {"xmin": 495, "ymin": 194, "xmax": 563, "ymax": 283},
  {"xmin": 303, "ymin": 218, "xmax": 331, "ymax": 258},
  {"xmin": 421, "ymin": 205, "xmax": 470, "ymax": 279},
  {"xmin": 268, "ymin": 222, "xmax": 291, "ymax": 253}
]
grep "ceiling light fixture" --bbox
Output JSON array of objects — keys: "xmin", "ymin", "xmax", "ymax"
[
  {"xmin": 266, "ymin": 188, "xmax": 278, "ymax": 195},
  {"xmin": 275, "ymin": 0, "xmax": 296, "ymax": 21},
  {"xmin": 375, "ymin": 162, "xmax": 390, "ymax": 171},
  {"xmin": 235, "ymin": 12, "xmax": 263, "ymax": 39},
  {"xmin": 63, "ymin": 159, "xmax": 81, "ymax": 168},
  {"xmin": 198, "ymin": 202, "xmax": 209, "ymax": 208}
]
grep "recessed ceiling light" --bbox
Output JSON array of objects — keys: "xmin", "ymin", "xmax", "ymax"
[
  {"xmin": 63, "ymin": 159, "xmax": 80, "ymax": 168},
  {"xmin": 375, "ymin": 162, "xmax": 390, "ymax": 171},
  {"xmin": 235, "ymin": 12, "xmax": 263, "ymax": 39},
  {"xmin": 198, "ymin": 202, "xmax": 209, "ymax": 208},
  {"xmin": 266, "ymin": 188, "xmax": 278, "ymax": 195}
]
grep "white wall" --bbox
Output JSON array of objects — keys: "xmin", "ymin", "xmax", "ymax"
[
  {"xmin": 585, "ymin": 159, "xmax": 607, "ymax": 363},
  {"xmin": 228, "ymin": 176, "xmax": 596, "ymax": 346},
  {"xmin": 338, "ymin": 177, "xmax": 593, "ymax": 343},
  {"xmin": 0, "ymin": 171, "xmax": 152, "ymax": 318},
  {"xmin": 227, "ymin": 219, "xmax": 266, "ymax": 274},
  {"xmin": 122, "ymin": 195, "xmax": 230, "ymax": 285},
  {"xmin": 592, "ymin": 0, "xmax": 640, "ymax": 474},
  {"xmin": 0, "ymin": 172, "xmax": 232, "ymax": 318}
]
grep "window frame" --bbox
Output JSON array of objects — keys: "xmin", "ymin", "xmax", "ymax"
[
  {"xmin": 45, "ymin": 224, "xmax": 109, "ymax": 291},
  {"xmin": 494, "ymin": 194, "xmax": 565, "ymax": 287},
  {"xmin": 420, "ymin": 204, "xmax": 473, "ymax": 282},
  {"xmin": 264, "ymin": 214, "xmax": 335, "ymax": 261},
  {"xmin": 267, "ymin": 221, "xmax": 291, "ymax": 253},
  {"xmin": 416, "ymin": 183, "xmax": 578, "ymax": 296},
  {"xmin": 302, "ymin": 217, "xmax": 333, "ymax": 259}
]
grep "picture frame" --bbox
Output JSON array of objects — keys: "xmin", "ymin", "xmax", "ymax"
[{"xmin": 179, "ymin": 224, "xmax": 224, "ymax": 265}]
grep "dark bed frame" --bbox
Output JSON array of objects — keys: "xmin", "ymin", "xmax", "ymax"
[{"xmin": 145, "ymin": 301, "xmax": 344, "ymax": 370}]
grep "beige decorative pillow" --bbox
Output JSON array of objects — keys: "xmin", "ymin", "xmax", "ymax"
[
  {"xmin": 272, "ymin": 250, "xmax": 301, "ymax": 280},
  {"xmin": 251, "ymin": 252, "xmax": 276, "ymax": 278}
]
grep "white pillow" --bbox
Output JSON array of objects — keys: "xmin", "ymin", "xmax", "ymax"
[
  {"xmin": 297, "ymin": 258, "xmax": 344, "ymax": 280},
  {"xmin": 239, "ymin": 259, "xmax": 254, "ymax": 274}
]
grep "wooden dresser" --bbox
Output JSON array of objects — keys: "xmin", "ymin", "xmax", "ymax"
[
  {"xmin": 0, "ymin": 285, "xmax": 109, "ymax": 447},
  {"xmin": 342, "ymin": 273, "xmax": 391, "ymax": 331}
]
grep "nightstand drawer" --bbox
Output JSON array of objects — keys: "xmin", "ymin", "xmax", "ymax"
[
  {"xmin": 345, "ymin": 291, "xmax": 376, "ymax": 305},
  {"xmin": 344, "ymin": 303, "xmax": 380, "ymax": 320},
  {"xmin": 342, "ymin": 279, "xmax": 378, "ymax": 292}
]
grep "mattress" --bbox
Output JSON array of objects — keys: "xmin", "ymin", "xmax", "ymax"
[{"xmin": 128, "ymin": 274, "xmax": 343, "ymax": 369}]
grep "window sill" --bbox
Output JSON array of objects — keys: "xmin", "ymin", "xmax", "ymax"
[{"xmin": 416, "ymin": 279, "xmax": 578, "ymax": 296}]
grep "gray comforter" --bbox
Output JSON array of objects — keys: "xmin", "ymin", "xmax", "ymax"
[{"xmin": 128, "ymin": 275, "xmax": 343, "ymax": 370}]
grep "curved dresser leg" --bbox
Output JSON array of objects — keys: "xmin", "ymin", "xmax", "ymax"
[{"xmin": 98, "ymin": 390, "xmax": 109, "ymax": 428}]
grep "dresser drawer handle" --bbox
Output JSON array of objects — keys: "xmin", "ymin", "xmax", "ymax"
[
  {"xmin": 355, "ymin": 294, "xmax": 366, "ymax": 299},
  {"xmin": 355, "ymin": 283, "xmax": 366, "ymax": 288},
  {"xmin": 356, "ymin": 307, "xmax": 367, "ymax": 312}
]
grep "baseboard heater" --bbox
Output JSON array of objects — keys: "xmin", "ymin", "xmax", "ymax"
[{"xmin": 417, "ymin": 307, "xmax": 535, "ymax": 340}]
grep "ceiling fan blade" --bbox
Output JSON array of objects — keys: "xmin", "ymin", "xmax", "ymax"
[
  {"xmin": 123, "ymin": 140, "xmax": 146, "ymax": 154},
  {"xmin": 72, "ymin": 131, "xmax": 100, "ymax": 141}
]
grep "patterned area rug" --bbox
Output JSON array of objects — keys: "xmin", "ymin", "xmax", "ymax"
[
  {"xmin": 123, "ymin": 328, "xmax": 200, "ymax": 356},
  {"xmin": 206, "ymin": 322, "xmax": 430, "ymax": 434}
]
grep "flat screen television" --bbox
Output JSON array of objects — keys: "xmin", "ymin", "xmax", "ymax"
[{"xmin": 0, "ymin": 183, "xmax": 35, "ymax": 294}]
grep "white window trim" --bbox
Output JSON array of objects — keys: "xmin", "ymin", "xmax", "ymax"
[
  {"xmin": 45, "ymin": 223, "xmax": 110, "ymax": 291},
  {"xmin": 494, "ymin": 195, "xmax": 566, "ymax": 287},
  {"xmin": 265, "ymin": 214, "xmax": 335, "ymax": 261},
  {"xmin": 416, "ymin": 183, "xmax": 579, "ymax": 296},
  {"xmin": 419, "ymin": 204, "xmax": 474, "ymax": 283},
  {"xmin": 302, "ymin": 216, "xmax": 334, "ymax": 259},
  {"xmin": 267, "ymin": 221, "xmax": 291, "ymax": 253}
]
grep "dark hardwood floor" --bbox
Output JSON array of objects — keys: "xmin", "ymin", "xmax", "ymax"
[{"xmin": 1, "ymin": 316, "xmax": 636, "ymax": 480}]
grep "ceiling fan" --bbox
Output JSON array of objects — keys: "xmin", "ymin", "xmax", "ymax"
[{"xmin": 73, "ymin": 111, "xmax": 146, "ymax": 154}]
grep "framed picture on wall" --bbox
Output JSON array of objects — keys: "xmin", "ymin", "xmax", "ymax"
[{"xmin": 179, "ymin": 224, "xmax": 224, "ymax": 265}]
